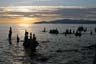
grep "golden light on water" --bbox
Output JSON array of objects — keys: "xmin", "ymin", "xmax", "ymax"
[
  {"xmin": 16, "ymin": 24, "xmax": 32, "ymax": 37},
  {"xmin": 18, "ymin": 24, "xmax": 31, "ymax": 28}
]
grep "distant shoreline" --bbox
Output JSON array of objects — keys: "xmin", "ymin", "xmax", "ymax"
[
  {"xmin": 0, "ymin": 19, "xmax": 96, "ymax": 24},
  {"xmin": 34, "ymin": 19, "xmax": 96, "ymax": 24}
]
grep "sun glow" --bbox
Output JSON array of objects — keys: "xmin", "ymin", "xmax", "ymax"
[
  {"xmin": 0, "ymin": 6, "xmax": 80, "ymax": 24},
  {"xmin": 18, "ymin": 17, "xmax": 39, "ymax": 24},
  {"xmin": 21, "ymin": 17, "xmax": 32, "ymax": 20}
]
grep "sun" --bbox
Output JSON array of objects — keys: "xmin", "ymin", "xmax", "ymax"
[
  {"xmin": 0, "ymin": 17, "xmax": 40, "ymax": 24},
  {"xmin": 18, "ymin": 17, "xmax": 39, "ymax": 24}
]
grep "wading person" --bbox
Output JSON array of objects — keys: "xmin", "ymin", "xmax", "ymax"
[
  {"xmin": 23, "ymin": 30, "xmax": 29, "ymax": 49},
  {"xmin": 17, "ymin": 34, "xmax": 20, "ymax": 45},
  {"xmin": 8, "ymin": 26, "xmax": 12, "ymax": 45},
  {"xmin": 30, "ymin": 33, "xmax": 32, "ymax": 39},
  {"xmin": 30, "ymin": 34, "xmax": 39, "ymax": 53}
]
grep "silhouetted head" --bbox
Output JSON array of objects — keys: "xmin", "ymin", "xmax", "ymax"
[
  {"xmin": 30, "ymin": 33, "xmax": 32, "ymax": 35},
  {"xmin": 17, "ymin": 34, "xmax": 20, "ymax": 38},
  {"xmin": 30, "ymin": 32, "xmax": 32, "ymax": 39},
  {"xmin": 33, "ymin": 34, "xmax": 35, "ymax": 37},
  {"xmin": 17, "ymin": 34, "xmax": 20, "ymax": 40},
  {"xmin": 33, "ymin": 34, "xmax": 36, "ymax": 41},
  {"xmin": 25, "ymin": 32, "xmax": 28, "ymax": 36},
  {"xmin": 25, "ymin": 30, "xmax": 27, "ymax": 34},
  {"xmin": 10, "ymin": 26, "xmax": 12, "ymax": 30},
  {"xmin": 9, "ymin": 26, "xmax": 12, "ymax": 32}
]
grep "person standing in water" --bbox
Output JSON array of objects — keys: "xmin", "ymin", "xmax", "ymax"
[
  {"xmin": 23, "ymin": 30, "xmax": 29, "ymax": 48},
  {"xmin": 17, "ymin": 34, "xmax": 20, "ymax": 45},
  {"xmin": 30, "ymin": 34, "xmax": 39, "ymax": 52},
  {"xmin": 8, "ymin": 26, "xmax": 12, "ymax": 45},
  {"xmin": 30, "ymin": 33, "xmax": 32, "ymax": 39}
]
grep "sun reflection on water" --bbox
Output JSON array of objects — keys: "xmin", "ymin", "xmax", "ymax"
[
  {"xmin": 17, "ymin": 24, "xmax": 32, "ymax": 34},
  {"xmin": 18, "ymin": 24, "xmax": 31, "ymax": 28}
]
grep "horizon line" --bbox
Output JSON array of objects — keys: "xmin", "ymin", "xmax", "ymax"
[{"xmin": 0, "ymin": 5, "xmax": 95, "ymax": 8}]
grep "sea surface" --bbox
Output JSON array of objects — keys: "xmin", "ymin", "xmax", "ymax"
[{"xmin": 0, "ymin": 24, "xmax": 96, "ymax": 64}]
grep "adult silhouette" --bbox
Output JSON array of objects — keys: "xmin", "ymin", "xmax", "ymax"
[
  {"xmin": 17, "ymin": 34, "xmax": 20, "ymax": 45},
  {"xmin": 8, "ymin": 26, "xmax": 12, "ymax": 45}
]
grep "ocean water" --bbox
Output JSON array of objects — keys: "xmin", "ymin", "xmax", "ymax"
[{"xmin": 0, "ymin": 24, "xmax": 96, "ymax": 64}]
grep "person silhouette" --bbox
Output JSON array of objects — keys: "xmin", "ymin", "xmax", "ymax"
[
  {"xmin": 42, "ymin": 27, "xmax": 46, "ymax": 32},
  {"xmin": 30, "ymin": 33, "xmax": 32, "ymax": 39},
  {"xmin": 30, "ymin": 34, "xmax": 39, "ymax": 52},
  {"xmin": 33, "ymin": 34, "xmax": 36, "ymax": 40},
  {"xmin": 8, "ymin": 26, "xmax": 12, "ymax": 45},
  {"xmin": 17, "ymin": 34, "xmax": 20, "ymax": 45},
  {"xmin": 23, "ymin": 30, "xmax": 29, "ymax": 48},
  {"xmin": 90, "ymin": 31, "xmax": 93, "ymax": 35}
]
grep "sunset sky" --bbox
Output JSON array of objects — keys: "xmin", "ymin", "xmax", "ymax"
[{"xmin": 0, "ymin": 0, "xmax": 96, "ymax": 24}]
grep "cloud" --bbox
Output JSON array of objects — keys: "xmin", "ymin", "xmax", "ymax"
[{"xmin": 0, "ymin": 6, "xmax": 96, "ymax": 21}]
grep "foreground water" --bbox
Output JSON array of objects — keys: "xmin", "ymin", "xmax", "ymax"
[{"xmin": 0, "ymin": 24, "xmax": 96, "ymax": 64}]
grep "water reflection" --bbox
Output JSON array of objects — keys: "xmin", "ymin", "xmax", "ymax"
[
  {"xmin": 8, "ymin": 24, "xmax": 41, "ymax": 64},
  {"xmin": 18, "ymin": 24, "xmax": 31, "ymax": 29},
  {"xmin": 16, "ymin": 24, "xmax": 33, "ymax": 40},
  {"xmin": 1, "ymin": 24, "xmax": 96, "ymax": 64}
]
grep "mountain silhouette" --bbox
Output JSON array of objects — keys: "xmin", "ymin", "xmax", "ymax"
[{"xmin": 34, "ymin": 19, "xmax": 96, "ymax": 24}]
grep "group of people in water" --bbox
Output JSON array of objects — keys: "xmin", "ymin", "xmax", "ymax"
[
  {"xmin": 48, "ymin": 26, "xmax": 96, "ymax": 37},
  {"xmin": 7, "ymin": 26, "xmax": 96, "ymax": 64},
  {"xmin": 23, "ymin": 30, "xmax": 39, "ymax": 52},
  {"xmin": 8, "ymin": 27, "xmax": 39, "ymax": 53}
]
